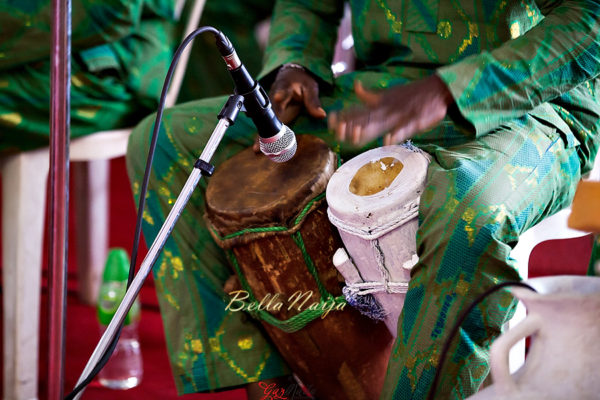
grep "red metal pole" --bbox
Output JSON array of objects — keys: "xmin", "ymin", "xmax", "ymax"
[{"xmin": 48, "ymin": 0, "xmax": 70, "ymax": 398}]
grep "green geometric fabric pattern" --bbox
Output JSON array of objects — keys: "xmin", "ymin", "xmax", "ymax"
[{"xmin": 125, "ymin": 0, "xmax": 600, "ymax": 397}]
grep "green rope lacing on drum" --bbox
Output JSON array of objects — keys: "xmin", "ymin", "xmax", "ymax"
[
  {"xmin": 291, "ymin": 231, "xmax": 329, "ymax": 299},
  {"xmin": 227, "ymin": 251, "xmax": 346, "ymax": 333},
  {"xmin": 217, "ymin": 193, "xmax": 326, "ymax": 241},
  {"xmin": 216, "ymin": 192, "xmax": 347, "ymax": 333}
]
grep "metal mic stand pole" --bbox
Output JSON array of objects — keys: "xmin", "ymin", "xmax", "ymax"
[
  {"xmin": 72, "ymin": 94, "xmax": 244, "ymax": 400},
  {"xmin": 48, "ymin": 0, "xmax": 71, "ymax": 398}
]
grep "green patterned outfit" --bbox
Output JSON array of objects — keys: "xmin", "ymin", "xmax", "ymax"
[
  {"xmin": 126, "ymin": 0, "xmax": 600, "ymax": 398},
  {"xmin": 0, "ymin": 0, "xmax": 177, "ymax": 154}
]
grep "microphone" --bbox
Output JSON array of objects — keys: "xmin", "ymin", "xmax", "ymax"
[{"xmin": 214, "ymin": 32, "xmax": 296, "ymax": 162}]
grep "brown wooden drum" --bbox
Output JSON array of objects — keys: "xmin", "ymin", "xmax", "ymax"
[{"xmin": 205, "ymin": 135, "xmax": 393, "ymax": 400}]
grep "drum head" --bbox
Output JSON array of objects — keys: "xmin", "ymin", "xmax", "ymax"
[
  {"xmin": 326, "ymin": 144, "xmax": 430, "ymax": 240},
  {"xmin": 206, "ymin": 135, "xmax": 336, "ymax": 236}
]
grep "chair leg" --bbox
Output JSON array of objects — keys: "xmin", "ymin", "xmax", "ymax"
[
  {"xmin": 2, "ymin": 149, "xmax": 49, "ymax": 400},
  {"xmin": 73, "ymin": 160, "xmax": 109, "ymax": 305},
  {"xmin": 507, "ymin": 296, "xmax": 527, "ymax": 373},
  {"xmin": 507, "ymin": 246, "xmax": 530, "ymax": 374},
  {"xmin": 505, "ymin": 224, "xmax": 537, "ymax": 375}
]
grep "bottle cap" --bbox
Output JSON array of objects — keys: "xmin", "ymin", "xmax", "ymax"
[{"xmin": 103, "ymin": 248, "xmax": 130, "ymax": 283}]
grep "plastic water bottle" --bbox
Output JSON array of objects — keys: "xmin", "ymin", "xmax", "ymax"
[{"xmin": 97, "ymin": 248, "xmax": 143, "ymax": 389}]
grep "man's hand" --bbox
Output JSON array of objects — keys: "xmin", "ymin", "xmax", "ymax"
[
  {"xmin": 270, "ymin": 66, "xmax": 327, "ymax": 123},
  {"xmin": 329, "ymin": 75, "xmax": 454, "ymax": 146},
  {"xmin": 253, "ymin": 65, "xmax": 327, "ymax": 152}
]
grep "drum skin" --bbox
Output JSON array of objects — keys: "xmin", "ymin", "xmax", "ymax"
[{"xmin": 205, "ymin": 135, "xmax": 393, "ymax": 400}]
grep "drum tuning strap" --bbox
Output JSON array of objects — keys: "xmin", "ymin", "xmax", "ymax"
[
  {"xmin": 362, "ymin": 239, "xmax": 412, "ymax": 295},
  {"xmin": 337, "ymin": 241, "xmax": 415, "ymax": 321},
  {"xmin": 213, "ymin": 193, "xmax": 348, "ymax": 333},
  {"xmin": 373, "ymin": 240, "xmax": 392, "ymax": 291},
  {"xmin": 327, "ymin": 206, "xmax": 419, "ymax": 240},
  {"xmin": 206, "ymin": 193, "xmax": 325, "ymax": 247},
  {"xmin": 227, "ymin": 251, "xmax": 347, "ymax": 333}
]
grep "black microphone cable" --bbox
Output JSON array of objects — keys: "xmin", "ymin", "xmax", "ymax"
[
  {"xmin": 426, "ymin": 281, "xmax": 537, "ymax": 400},
  {"xmin": 65, "ymin": 25, "xmax": 230, "ymax": 400}
]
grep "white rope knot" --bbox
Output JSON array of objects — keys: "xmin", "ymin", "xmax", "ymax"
[{"xmin": 344, "ymin": 280, "xmax": 410, "ymax": 296}]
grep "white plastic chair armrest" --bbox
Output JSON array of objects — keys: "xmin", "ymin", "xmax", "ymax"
[{"xmin": 70, "ymin": 128, "xmax": 132, "ymax": 161}]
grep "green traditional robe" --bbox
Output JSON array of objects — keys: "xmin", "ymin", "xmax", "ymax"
[
  {"xmin": 125, "ymin": 0, "xmax": 600, "ymax": 398},
  {"xmin": 0, "ymin": 0, "xmax": 177, "ymax": 153},
  {"xmin": 261, "ymin": 0, "xmax": 599, "ymax": 173}
]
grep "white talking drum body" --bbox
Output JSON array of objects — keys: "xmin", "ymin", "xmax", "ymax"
[{"xmin": 326, "ymin": 144, "xmax": 430, "ymax": 336}]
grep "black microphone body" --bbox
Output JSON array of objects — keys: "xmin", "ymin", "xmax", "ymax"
[
  {"xmin": 215, "ymin": 32, "xmax": 296, "ymax": 162},
  {"xmin": 229, "ymin": 64, "xmax": 282, "ymax": 137}
]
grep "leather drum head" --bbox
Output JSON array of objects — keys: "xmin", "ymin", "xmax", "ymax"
[
  {"xmin": 206, "ymin": 135, "xmax": 337, "ymax": 237},
  {"xmin": 327, "ymin": 145, "xmax": 430, "ymax": 240}
]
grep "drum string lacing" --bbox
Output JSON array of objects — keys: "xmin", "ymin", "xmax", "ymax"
[
  {"xmin": 342, "ymin": 242, "xmax": 418, "ymax": 296},
  {"xmin": 216, "ymin": 193, "xmax": 347, "ymax": 333},
  {"xmin": 341, "ymin": 241, "xmax": 418, "ymax": 321},
  {"xmin": 327, "ymin": 204, "xmax": 419, "ymax": 240}
]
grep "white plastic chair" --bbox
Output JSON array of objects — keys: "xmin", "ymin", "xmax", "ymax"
[
  {"xmin": 506, "ymin": 154, "xmax": 600, "ymax": 373},
  {"xmin": 0, "ymin": 0, "xmax": 205, "ymax": 398}
]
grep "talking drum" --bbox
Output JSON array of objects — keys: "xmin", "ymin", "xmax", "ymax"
[
  {"xmin": 204, "ymin": 135, "xmax": 393, "ymax": 400},
  {"xmin": 326, "ymin": 144, "xmax": 430, "ymax": 336}
]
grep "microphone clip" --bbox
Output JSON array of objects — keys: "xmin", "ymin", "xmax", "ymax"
[{"xmin": 217, "ymin": 94, "xmax": 245, "ymax": 125}]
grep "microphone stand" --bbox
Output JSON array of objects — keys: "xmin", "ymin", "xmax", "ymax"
[{"xmin": 72, "ymin": 94, "xmax": 244, "ymax": 400}]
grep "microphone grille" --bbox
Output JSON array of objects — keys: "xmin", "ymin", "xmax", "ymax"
[{"xmin": 259, "ymin": 125, "xmax": 297, "ymax": 163}]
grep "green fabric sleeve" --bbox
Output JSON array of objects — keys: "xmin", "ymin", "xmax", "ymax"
[
  {"xmin": 259, "ymin": 0, "xmax": 345, "ymax": 87},
  {"xmin": 0, "ymin": 0, "xmax": 146, "ymax": 70},
  {"xmin": 436, "ymin": 0, "xmax": 600, "ymax": 137},
  {"xmin": 142, "ymin": 0, "xmax": 177, "ymax": 20}
]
